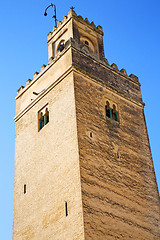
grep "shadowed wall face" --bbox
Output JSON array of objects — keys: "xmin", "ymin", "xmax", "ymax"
[{"xmin": 74, "ymin": 67, "xmax": 160, "ymax": 239}]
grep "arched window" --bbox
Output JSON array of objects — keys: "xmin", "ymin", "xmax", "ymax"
[
  {"xmin": 105, "ymin": 101, "xmax": 112, "ymax": 119},
  {"xmin": 38, "ymin": 106, "xmax": 49, "ymax": 131},
  {"xmin": 112, "ymin": 104, "xmax": 116, "ymax": 120},
  {"xmin": 39, "ymin": 112, "xmax": 44, "ymax": 130},
  {"xmin": 80, "ymin": 36, "xmax": 95, "ymax": 54},
  {"xmin": 105, "ymin": 101, "xmax": 119, "ymax": 122},
  {"xmin": 44, "ymin": 108, "xmax": 49, "ymax": 125},
  {"xmin": 112, "ymin": 104, "xmax": 119, "ymax": 122},
  {"xmin": 57, "ymin": 40, "xmax": 65, "ymax": 53}
]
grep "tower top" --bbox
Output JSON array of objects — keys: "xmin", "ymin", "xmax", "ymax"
[
  {"xmin": 16, "ymin": 9, "xmax": 140, "ymax": 98},
  {"xmin": 47, "ymin": 9, "xmax": 103, "ymax": 43}
]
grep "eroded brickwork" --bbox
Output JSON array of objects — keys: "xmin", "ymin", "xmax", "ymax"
[{"xmin": 73, "ymin": 65, "xmax": 160, "ymax": 239}]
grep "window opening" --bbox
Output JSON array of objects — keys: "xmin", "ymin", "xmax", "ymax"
[
  {"xmin": 65, "ymin": 201, "xmax": 68, "ymax": 216},
  {"xmin": 38, "ymin": 106, "xmax": 49, "ymax": 131},
  {"xmin": 105, "ymin": 101, "xmax": 110, "ymax": 118},
  {"xmin": 58, "ymin": 43, "xmax": 65, "ymax": 52},
  {"xmin": 117, "ymin": 151, "xmax": 120, "ymax": 160},
  {"xmin": 90, "ymin": 132, "xmax": 93, "ymax": 138},
  {"xmin": 44, "ymin": 108, "xmax": 49, "ymax": 125},
  {"xmin": 112, "ymin": 105, "xmax": 116, "ymax": 120},
  {"xmin": 57, "ymin": 40, "xmax": 65, "ymax": 53},
  {"xmin": 85, "ymin": 40, "xmax": 89, "ymax": 46},
  {"xmin": 109, "ymin": 108, "xmax": 113, "ymax": 119},
  {"xmin": 105, "ymin": 102, "xmax": 119, "ymax": 122},
  {"xmin": 39, "ymin": 112, "xmax": 44, "ymax": 130},
  {"xmin": 24, "ymin": 184, "xmax": 26, "ymax": 194},
  {"xmin": 115, "ymin": 112, "xmax": 119, "ymax": 122}
]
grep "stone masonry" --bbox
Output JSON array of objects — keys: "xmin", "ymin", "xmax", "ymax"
[{"xmin": 13, "ymin": 9, "xmax": 160, "ymax": 239}]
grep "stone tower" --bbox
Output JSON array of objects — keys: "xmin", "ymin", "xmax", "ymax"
[{"xmin": 13, "ymin": 10, "xmax": 160, "ymax": 239}]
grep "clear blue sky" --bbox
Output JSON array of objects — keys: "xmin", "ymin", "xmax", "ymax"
[{"xmin": 0, "ymin": 0, "xmax": 159, "ymax": 239}]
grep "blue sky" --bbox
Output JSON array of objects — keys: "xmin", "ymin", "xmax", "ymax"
[{"xmin": 0, "ymin": 0, "xmax": 159, "ymax": 239}]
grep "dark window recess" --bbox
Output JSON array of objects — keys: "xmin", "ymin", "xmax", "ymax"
[
  {"xmin": 90, "ymin": 132, "xmax": 93, "ymax": 138},
  {"xmin": 65, "ymin": 201, "xmax": 68, "ymax": 216},
  {"xmin": 39, "ymin": 107, "xmax": 49, "ymax": 131},
  {"xmin": 58, "ymin": 43, "xmax": 65, "ymax": 52},
  {"xmin": 85, "ymin": 40, "xmax": 89, "ymax": 46},
  {"xmin": 105, "ymin": 103, "xmax": 119, "ymax": 122},
  {"xmin": 24, "ymin": 184, "xmax": 26, "ymax": 194}
]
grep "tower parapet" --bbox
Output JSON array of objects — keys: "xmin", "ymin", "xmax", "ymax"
[
  {"xmin": 13, "ymin": 9, "xmax": 160, "ymax": 240},
  {"xmin": 16, "ymin": 10, "xmax": 139, "ymax": 100}
]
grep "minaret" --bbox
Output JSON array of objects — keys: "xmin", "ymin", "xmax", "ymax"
[{"xmin": 13, "ymin": 10, "xmax": 160, "ymax": 239}]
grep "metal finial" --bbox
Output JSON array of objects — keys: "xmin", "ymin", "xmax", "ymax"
[
  {"xmin": 44, "ymin": 3, "xmax": 57, "ymax": 27},
  {"xmin": 70, "ymin": 6, "xmax": 75, "ymax": 10}
]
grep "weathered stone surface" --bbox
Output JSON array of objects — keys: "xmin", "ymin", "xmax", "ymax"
[
  {"xmin": 13, "ymin": 9, "xmax": 160, "ymax": 240},
  {"xmin": 13, "ymin": 73, "xmax": 85, "ymax": 240},
  {"xmin": 72, "ymin": 49, "xmax": 142, "ymax": 103},
  {"xmin": 74, "ymin": 71, "xmax": 160, "ymax": 239},
  {"xmin": 120, "ymin": 68, "xmax": 127, "ymax": 76},
  {"xmin": 111, "ymin": 63, "xmax": 119, "ymax": 71}
]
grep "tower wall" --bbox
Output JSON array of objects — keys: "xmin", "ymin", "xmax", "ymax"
[
  {"xmin": 73, "ymin": 51, "xmax": 160, "ymax": 239},
  {"xmin": 13, "ymin": 9, "xmax": 160, "ymax": 240},
  {"xmin": 13, "ymin": 72, "xmax": 85, "ymax": 239}
]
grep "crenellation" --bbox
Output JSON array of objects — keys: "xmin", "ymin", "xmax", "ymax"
[
  {"xmin": 111, "ymin": 63, "xmax": 119, "ymax": 71},
  {"xmin": 77, "ymin": 15, "xmax": 84, "ymax": 22},
  {"xmin": 40, "ymin": 64, "xmax": 46, "ymax": 72},
  {"xmin": 97, "ymin": 25, "xmax": 103, "ymax": 32},
  {"xmin": 33, "ymin": 72, "xmax": 39, "ymax": 79},
  {"xmin": 90, "ymin": 21, "xmax": 96, "ymax": 29},
  {"xmin": 120, "ymin": 68, "xmax": 127, "ymax": 76},
  {"xmin": 47, "ymin": 9, "xmax": 103, "ymax": 45},
  {"xmin": 25, "ymin": 79, "xmax": 32, "ymax": 86},
  {"xmin": 103, "ymin": 58, "xmax": 109, "ymax": 65},
  {"xmin": 53, "ymin": 26, "xmax": 57, "ymax": 31},
  {"xmin": 17, "ymin": 86, "xmax": 24, "ymax": 95},
  {"xmin": 62, "ymin": 15, "xmax": 68, "ymax": 23},
  {"xmin": 16, "ymin": 41, "xmax": 139, "ymax": 97},
  {"xmin": 84, "ymin": 18, "xmax": 90, "ymax": 25},
  {"xmin": 48, "ymin": 57, "xmax": 54, "ymax": 64},
  {"xmin": 129, "ymin": 73, "xmax": 139, "ymax": 82},
  {"xmin": 57, "ymin": 21, "xmax": 62, "ymax": 28},
  {"xmin": 70, "ymin": 9, "xmax": 77, "ymax": 17}
]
